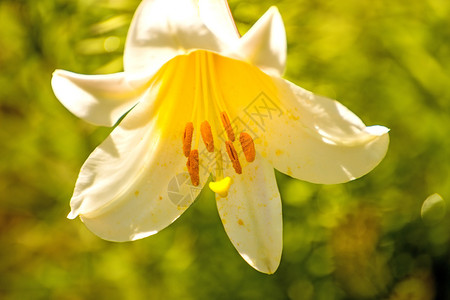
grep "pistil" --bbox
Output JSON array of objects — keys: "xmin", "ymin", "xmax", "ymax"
[{"xmin": 209, "ymin": 177, "xmax": 232, "ymax": 197}]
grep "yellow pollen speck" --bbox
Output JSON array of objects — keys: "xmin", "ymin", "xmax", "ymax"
[
  {"xmin": 238, "ymin": 219, "xmax": 244, "ymax": 226},
  {"xmin": 287, "ymin": 167, "xmax": 293, "ymax": 176},
  {"xmin": 275, "ymin": 149, "xmax": 283, "ymax": 156},
  {"xmin": 209, "ymin": 177, "xmax": 232, "ymax": 197},
  {"xmin": 134, "ymin": 191, "xmax": 140, "ymax": 196},
  {"xmin": 289, "ymin": 113, "xmax": 299, "ymax": 121}
]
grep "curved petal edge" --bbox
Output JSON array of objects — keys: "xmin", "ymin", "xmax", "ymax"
[
  {"xmin": 216, "ymin": 154, "xmax": 283, "ymax": 274},
  {"xmin": 263, "ymin": 77, "xmax": 390, "ymax": 184},
  {"xmin": 51, "ymin": 70, "xmax": 143, "ymax": 126},
  {"xmin": 228, "ymin": 6, "xmax": 287, "ymax": 76}
]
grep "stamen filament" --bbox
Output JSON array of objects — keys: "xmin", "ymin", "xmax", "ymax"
[
  {"xmin": 191, "ymin": 52, "xmax": 202, "ymax": 150},
  {"xmin": 206, "ymin": 53, "xmax": 228, "ymax": 117},
  {"xmin": 221, "ymin": 111, "xmax": 235, "ymax": 142}
]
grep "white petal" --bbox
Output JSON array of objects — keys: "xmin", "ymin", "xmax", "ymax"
[
  {"xmin": 124, "ymin": 0, "xmax": 225, "ymax": 75},
  {"xmin": 216, "ymin": 154, "xmax": 282, "ymax": 274},
  {"xmin": 51, "ymin": 70, "xmax": 145, "ymax": 126},
  {"xmin": 69, "ymin": 87, "xmax": 207, "ymax": 242},
  {"xmin": 228, "ymin": 7, "xmax": 286, "ymax": 76},
  {"xmin": 261, "ymin": 77, "xmax": 390, "ymax": 184},
  {"xmin": 199, "ymin": 0, "xmax": 240, "ymax": 45}
]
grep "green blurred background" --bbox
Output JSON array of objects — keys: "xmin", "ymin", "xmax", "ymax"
[{"xmin": 1, "ymin": 0, "xmax": 449, "ymax": 299}]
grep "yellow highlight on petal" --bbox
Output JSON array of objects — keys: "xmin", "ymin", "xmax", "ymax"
[{"xmin": 209, "ymin": 177, "xmax": 233, "ymax": 197}]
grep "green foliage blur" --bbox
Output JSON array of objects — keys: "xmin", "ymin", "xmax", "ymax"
[{"xmin": 1, "ymin": 0, "xmax": 449, "ymax": 299}]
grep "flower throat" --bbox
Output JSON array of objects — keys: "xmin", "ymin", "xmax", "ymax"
[{"xmin": 182, "ymin": 111, "xmax": 256, "ymax": 188}]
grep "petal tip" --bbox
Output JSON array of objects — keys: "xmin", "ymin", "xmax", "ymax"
[
  {"xmin": 365, "ymin": 125, "xmax": 390, "ymax": 136},
  {"xmin": 236, "ymin": 4, "xmax": 286, "ymax": 76},
  {"xmin": 67, "ymin": 210, "xmax": 78, "ymax": 220},
  {"xmin": 265, "ymin": 6, "xmax": 284, "ymax": 29},
  {"xmin": 51, "ymin": 69, "xmax": 72, "ymax": 81},
  {"xmin": 130, "ymin": 230, "xmax": 159, "ymax": 241},
  {"xmin": 244, "ymin": 254, "xmax": 280, "ymax": 274},
  {"xmin": 267, "ymin": 6, "xmax": 281, "ymax": 17}
]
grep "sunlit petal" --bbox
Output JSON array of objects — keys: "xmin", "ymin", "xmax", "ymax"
[
  {"xmin": 51, "ymin": 70, "xmax": 145, "ymax": 126},
  {"xmin": 229, "ymin": 7, "xmax": 286, "ymax": 76},
  {"xmin": 262, "ymin": 77, "xmax": 390, "ymax": 184},
  {"xmin": 196, "ymin": 51, "xmax": 387, "ymax": 184},
  {"xmin": 216, "ymin": 154, "xmax": 282, "ymax": 274},
  {"xmin": 78, "ymin": 126, "xmax": 207, "ymax": 241},
  {"xmin": 199, "ymin": 0, "xmax": 240, "ymax": 45},
  {"xmin": 124, "ymin": 0, "xmax": 224, "ymax": 76},
  {"xmin": 68, "ymin": 61, "xmax": 209, "ymax": 241}
]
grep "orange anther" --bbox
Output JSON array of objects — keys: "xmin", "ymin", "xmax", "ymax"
[
  {"xmin": 183, "ymin": 122, "xmax": 194, "ymax": 157},
  {"xmin": 239, "ymin": 132, "xmax": 256, "ymax": 162},
  {"xmin": 225, "ymin": 141, "xmax": 242, "ymax": 174},
  {"xmin": 186, "ymin": 149, "xmax": 200, "ymax": 186},
  {"xmin": 200, "ymin": 121, "xmax": 214, "ymax": 152},
  {"xmin": 221, "ymin": 111, "xmax": 235, "ymax": 142}
]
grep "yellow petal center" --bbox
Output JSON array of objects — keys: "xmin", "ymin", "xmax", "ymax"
[{"xmin": 148, "ymin": 50, "xmax": 278, "ymax": 195}]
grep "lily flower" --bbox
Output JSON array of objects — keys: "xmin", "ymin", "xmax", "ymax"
[{"xmin": 51, "ymin": 0, "xmax": 389, "ymax": 274}]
